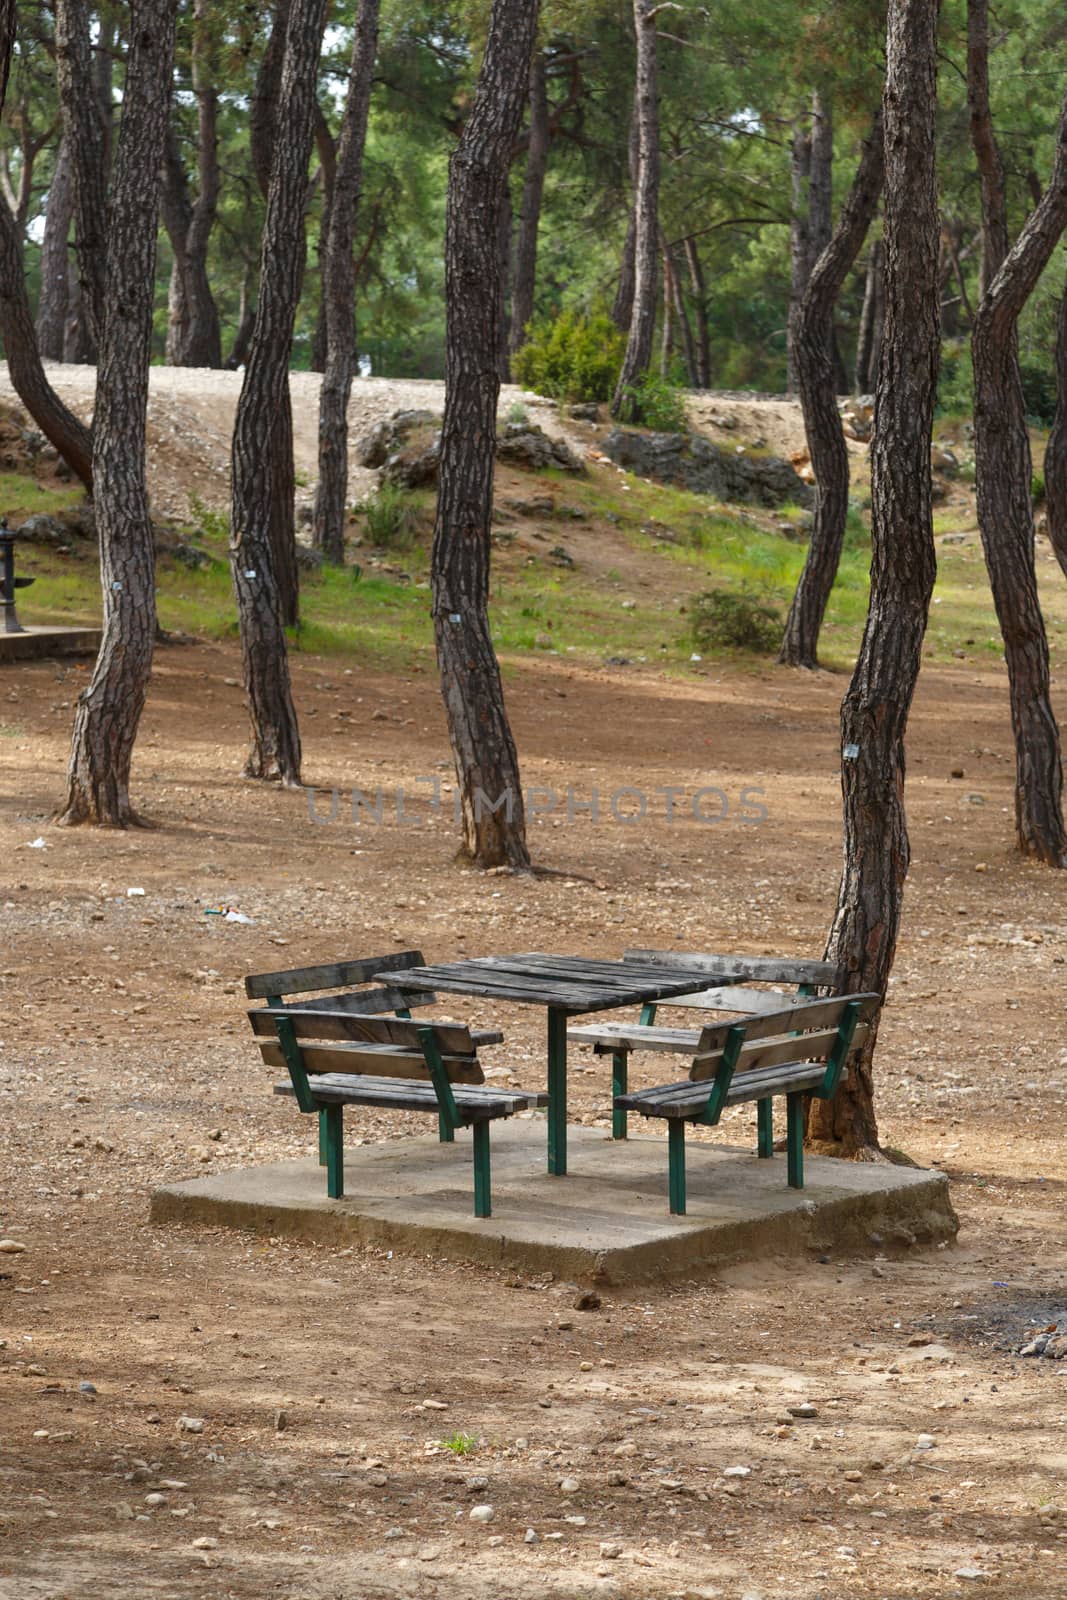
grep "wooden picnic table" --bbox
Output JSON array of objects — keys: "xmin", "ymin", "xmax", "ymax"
[{"xmin": 375, "ymin": 952, "xmax": 727, "ymax": 1177}]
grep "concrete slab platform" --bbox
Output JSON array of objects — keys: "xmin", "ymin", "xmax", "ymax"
[
  {"xmin": 151, "ymin": 1124, "xmax": 958, "ymax": 1284},
  {"xmin": 0, "ymin": 625, "xmax": 101, "ymax": 663}
]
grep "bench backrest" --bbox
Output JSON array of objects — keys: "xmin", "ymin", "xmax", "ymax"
[
  {"xmin": 687, "ymin": 993, "xmax": 880, "ymax": 1109},
  {"xmin": 624, "ymin": 948, "xmax": 845, "ymax": 1020},
  {"xmin": 244, "ymin": 950, "xmax": 436, "ymax": 1017},
  {"xmin": 249, "ymin": 1007, "xmax": 483, "ymax": 1083}
]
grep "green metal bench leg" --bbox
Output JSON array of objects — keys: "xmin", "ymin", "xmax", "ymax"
[
  {"xmin": 438, "ymin": 1109, "xmax": 455, "ymax": 1143},
  {"xmin": 472, "ymin": 1120, "xmax": 491, "ymax": 1218},
  {"xmin": 547, "ymin": 1007, "xmax": 567, "ymax": 1176},
  {"xmin": 318, "ymin": 1109, "xmax": 329, "ymax": 1166},
  {"xmin": 757, "ymin": 1098, "xmax": 774, "ymax": 1158},
  {"xmin": 323, "ymin": 1104, "xmax": 345, "ymax": 1198},
  {"xmin": 667, "ymin": 1120, "xmax": 687, "ymax": 1215},
  {"xmin": 786, "ymin": 1092, "xmax": 804, "ymax": 1189},
  {"xmin": 612, "ymin": 1050, "xmax": 628, "ymax": 1140}
]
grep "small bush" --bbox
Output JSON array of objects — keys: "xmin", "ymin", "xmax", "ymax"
[
  {"xmin": 361, "ymin": 484, "xmax": 423, "ymax": 549},
  {"xmin": 512, "ymin": 309, "xmax": 625, "ymax": 404},
  {"xmin": 506, "ymin": 401, "xmax": 529, "ymax": 425},
  {"xmin": 440, "ymin": 1432, "xmax": 478, "ymax": 1456},
  {"xmin": 618, "ymin": 372, "xmax": 688, "ymax": 431},
  {"xmin": 690, "ymin": 586, "xmax": 782, "ymax": 654},
  {"xmin": 1032, "ymin": 470, "xmax": 1046, "ymax": 503}
]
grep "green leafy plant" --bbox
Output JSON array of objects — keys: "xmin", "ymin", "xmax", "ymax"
[
  {"xmin": 619, "ymin": 372, "xmax": 688, "ymax": 432},
  {"xmin": 187, "ymin": 493, "xmax": 230, "ymax": 544},
  {"xmin": 361, "ymin": 485, "xmax": 424, "ymax": 549},
  {"xmin": 690, "ymin": 586, "xmax": 783, "ymax": 654},
  {"xmin": 439, "ymin": 1431, "xmax": 478, "ymax": 1456},
  {"xmin": 506, "ymin": 401, "xmax": 529, "ymax": 425},
  {"xmin": 513, "ymin": 309, "xmax": 625, "ymax": 404},
  {"xmin": 1032, "ymin": 470, "xmax": 1046, "ymax": 503}
]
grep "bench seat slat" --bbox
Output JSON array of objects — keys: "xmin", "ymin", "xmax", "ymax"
[
  {"xmin": 274, "ymin": 1074, "xmax": 547, "ymax": 1120},
  {"xmin": 248, "ymin": 1006, "xmax": 481, "ymax": 1055},
  {"xmin": 245, "ymin": 949, "xmax": 425, "ymax": 999},
  {"xmin": 616, "ymin": 1062, "xmax": 828, "ymax": 1118}
]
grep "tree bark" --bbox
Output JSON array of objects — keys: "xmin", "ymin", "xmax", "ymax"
[
  {"xmin": 611, "ymin": 80, "xmax": 640, "ymax": 334},
  {"xmin": 55, "ymin": 0, "xmax": 109, "ymax": 353},
  {"xmin": 158, "ymin": 0, "xmax": 222, "ymax": 368},
  {"xmin": 786, "ymin": 117, "xmax": 812, "ymax": 393},
  {"xmin": 36, "ymin": 137, "xmax": 74, "ymax": 360},
  {"xmin": 611, "ymin": 0, "xmax": 659, "ymax": 420},
  {"xmin": 854, "ymin": 237, "xmax": 884, "ymax": 392},
  {"xmin": 496, "ymin": 187, "xmax": 513, "ymax": 382},
  {"xmin": 665, "ymin": 238, "xmax": 699, "ymax": 387},
  {"xmin": 508, "ymin": 49, "xmax": 549, "ymax": 356},
  {"xmin": 247, "ymin": 0, "xmax": 299, "ymax": 629},
  {"xmin": 309, "ymin": 103, "xmax": 338, "ymax": 374},
  {"xmin": 1047, "ymin": 287, "xmax": 1067, "ymax": 579},
  {"xmin": 683, "ymin": 235, "xmax": 711, "ymax": 388},
  {"xmin": 58, "ymin": 0, "xmax": 177, "ymax": 827},
  {"xmin": 970, "ymin": 61, "xmax": 1067, "ymax": 865},
  {"xmin": 0, "ymin": 195, "xmax": 94, "ymax": 488},
  {"xmin": 432, "ymin": 0, "xmax": 539, "ymax": 870},
  {"xmin": 778, "ymin": 111, "xmax": 885, "ymax": 670},
  {"xmin": 812, "ymin": 0, "xmax": 943, "ymax": 1153},
  {"xmin": 0, "ymin": 8, "xmax": 92, "ymax": 486},
  {"xmin": 230, "ymin": 0, "xmax": 328, "ymax": 785},
  {"xmin": 967, "ymin": 0, "xmax": 1009, "ymax": 289},
  {"xmin": 312, "ymin": 0, "xmax": 380, "ymax": 565}
]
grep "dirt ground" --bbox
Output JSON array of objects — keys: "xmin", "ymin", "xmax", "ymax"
[{"xmin": 2, "ymin": 378, "xmax": 1067, "ymax": 1600}]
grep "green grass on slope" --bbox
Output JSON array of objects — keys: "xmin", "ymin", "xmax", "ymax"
[{"xmin": 11, "ymin": 462, "xmax": 1054, "ymax": 674}]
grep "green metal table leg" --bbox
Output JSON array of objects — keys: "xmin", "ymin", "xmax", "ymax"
[
  {"xmin": 611, "ymin": 1049, "xmax": 628, "ymax": 1140},
  {"xmin": 757, "ymin": 1098, "xmax": 774, "ymax": 1158},
  {"xmin": 318, "ymin": 1109, "xmax": 329, "ymax": 1166},
  {"xmin": 668, "ymin": 1120, "xmax": 687, "ymax": 1215},
  {"xmin": 472, "ymin": 1120, "xmax": 491, "ymax": 1217},
  {"xmin": 547, "ymin": 1007, "xmax": 567, "ymax": 1176},
  {"xmin": 323, "ymin": 1104, "xmax": 345, "ymax": 1198},
  {"xmin": 786, "ymin": 1092, "xmax": 804, "ymax": 1189}
]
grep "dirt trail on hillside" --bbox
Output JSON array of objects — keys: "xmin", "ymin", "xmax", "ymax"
[{"xmin": 0, "ymin": 366, "xmax": 819, "ymax": 524}]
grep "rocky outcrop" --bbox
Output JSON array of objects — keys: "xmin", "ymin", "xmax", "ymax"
[
  {"xmin": 353, "ymin": 410, "xmax": 586, "ymax": 490},
  {"xmin": 602, "ymin": 428, "xmax": 813, "ymax": 508}
]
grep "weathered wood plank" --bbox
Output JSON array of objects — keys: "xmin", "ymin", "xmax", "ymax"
[
  {"xmin": 375, "ymin": 967, "xmax": 614, "ymax": 1010},
  {"xmin": 283, "ymin": 985, "xmax": 437, "ymax": 1016},
  {"xmin": 624, "ymin": 949, "xmax": 845, "ymax": 987},
  {"xmin": 619, "ymin": 1062, "xmax": 827, "ymax": 1117},
  {"xmin": 248, "ymin": 1007, "xmax": 476, "ymax": 1056},
  {"xmin": 690, "ymin": 1023, "xmax": 871, "ymax": 1080},
  {"xmin": 657, "ymin": 986, "xmax": 807, "ymax": 1014},
  {"xmin": 273, "ymin": 1074, "xmax": 546, "ymax": 1117},
  {"xmin": 258, "ymin": 1038, "xmax": 485, "ymax": 1085},
  {"xmin": 245, "ymin": 949, "xmax": 425, "ymax": 999},
  {"xmin": 566, "ymin": 1023, "xmax": 708, "ymax": 1054}
]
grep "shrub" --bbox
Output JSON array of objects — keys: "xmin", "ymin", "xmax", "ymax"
[
  {"xmin": 361, "ymin": 484, "xmax": 424, "ymax": 549},
  {"xmin": 512, "ymin": 309, "xmax": 625, "ymax": 403},
  {"xmin": 1032, "ymin": 470, "xmax": 1046, "ymax": 503},
  {"xmin": 690, "ymin": 586, "xmax": 782, "ymax": 654},
  {"xmin": 618, "ymin": 371, "xmax": 688, "ymax": 431}
]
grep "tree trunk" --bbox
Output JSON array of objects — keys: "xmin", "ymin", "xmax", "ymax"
[
  {"xmin": 225, "ymin": 271, "xmax": 255, "ymax": 368},
  {"xmin": 1047, "ymin": 287, "xmax": 1067, "ymax": 579},
  {"xmin": 230, "ymin": 0, "xmax": 328, "ymax": 785},
  {"xmin": 58, "ymin": 0, "xmax": 177, "ymax": 827},
  {"xmin": 786, "ymin": 118, "xmax": 812, "ymax": 393},
  {"xmin": 970, "ymin": 60, "xmax": 1067, "ymax": 865},
  {"xmin": 854, "ymin": 237, "xmax": 884, "ymax": 392},
  {"xmin": 967, "ymin": 0, "xmax": 1009, "ymax": 288},
  {"xmin": 778, "ymin": 111, "xmax": 885, "ymax": 670},
  {"xmin": 508, "ymin": 50, "xmax": 549, "ymax": 356},
  {"xmin": 807, "ymin": 90, "xmax": 833, "ymax": 266},
  {"xmin": 683, "ymin": 235, "xmax": 711, "ymax": 388},
  {"xmin": 665, "ymin": 239, "xmax": 699, "ymax": 387},
  {"xmin": 811, "ymin": 0, "xmax": 943, "ymax": 1153},
  {"xmin": 0, "ymin": 14, "xmax": 92, "ymax": 487},
  {"xmin": 0, "ymin": 196, "xmax": 94, "ymax": 488},
  {"xmin": 659, "ymin": 238, "xmax": 673, "ymax": 378},
  {"xmin": 312, "ymin": 0, "xmax": 380, "ymax": 565},
  {"xmin": 496, "ymin": 187, "xmax": 513, "ymax": 382},
  {"xmin": 36, "ymin": 137, "xmax": 73, "ymax": 361},
  {"xmin": 310, "ymin": 103, "xmax": 338, "ymax": 374},
  {"xmin": 159, "ymin": 1, "xmax": 222, "ymax": 369},
  {"xmin": 55, "ymin": 0, "xmax": 110, "ymax": 353},
  {"xmin": 611, "ymin": 81, "xmax": 641, "ymax": 334},
  {"xmin": 611, "ymin": 0, "xmax": 659, "ymax": 420},
  {"xmin": 247, "ymin": 0, "xmax": 300, "ymax": 630},
  {"xmin": 432, "ymin": 0, "xmax": 539, "ymax": 870}
]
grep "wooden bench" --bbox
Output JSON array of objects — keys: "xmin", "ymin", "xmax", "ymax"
[
  {"xmin": 567, "ymin": 950, "xmax": 845, "ymax": 1141},
  {"xmin": 245, "ymin": 951, "xmax": 506, "ymax": 1169},
  {"xmin": 248, "ymin": 1007, "xmax": 545, "ymax": 1216},
  {"xmin": 610, "ymin": 993, "xmax": 880, "ymax": 1213}
]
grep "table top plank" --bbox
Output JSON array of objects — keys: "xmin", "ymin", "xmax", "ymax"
[{"xmin": 375, "ymin": 955, "xmax": 735, "ymax": 1014}]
